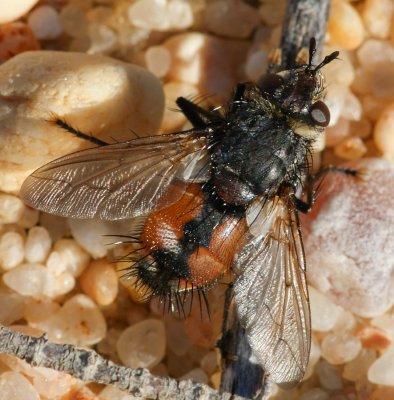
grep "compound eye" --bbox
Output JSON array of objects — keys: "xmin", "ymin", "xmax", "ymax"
[
  {"xmin": 257, "ymin": 73, "xmax": 284, "ymax": 95},
  {"xmin": 310, "ymin": 100, "xmax": 330, "ymax": 127}
]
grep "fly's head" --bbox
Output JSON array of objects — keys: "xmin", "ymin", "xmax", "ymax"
[{"xmin": 258, "ymin": 38, "xmax": 339, "ymax": 138}]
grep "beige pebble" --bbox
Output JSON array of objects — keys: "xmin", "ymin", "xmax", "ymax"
[
  {"xmin": 300, "ymin": 388, "xmax": 329, "ymax": 400},
  {"xmin": 0, "ymin": 0, "xmax": 39, "ymax": 24},
  {"xmin": 356, "ymin": 326, "xmax": 392, "ymax": 351},
  {"xmin": 17, "ymin": 206, "xmax": 39, "ymax": 229},
  {"xmin": 99, "ymin": 386, "xmax": 137, "ymax": 400},
  {"xmin": 374, "ymin": 102, "xmax": 394, "ymax": 160},
  {"xmin": 25, "ymin": 226, "xmax": 51, "ymax": 263},
  {"xmin": 325, "ymin": 118, "xmax": 350, "ymax": 147},
  {"xmin": 160, "ymin": 81, "xmax": 199, "ymax": 133},
  {"xmin": 167, "ymin": 352, "xmax": 194, "ymax": 378},
  {"xmin": 0, "ymin": 194, "xmax": 25, "ymax": 223},
  {"xmin": 259, "ymin": 0, "xmax": 286, "ymax": 27},
  {"xmin": 0, "ymin": 51, "xmax": 163, "ymax": 193},
  {"xmin": 24, "ymin": 298, "xmax": 60, "ymax": 325},
  {"xmin": 0, "ymin": 287, "xmax": 25, "ymax": 325},
  {"xmin": 361, "ymin": 0, "xmax": 394, "ymax": 39},
  {"xmin": 371, "ymin": 312, "xmax": 394, "ymax": 339},
  {"xmin": 334, "ymin": 137, "xmax": 367, "ymax": 160},
  {"xmin": 116, "ymin": 319, "xmax": 166, "ymax": 369},
  {"xmin": 52, "ymin": 239, "xmax": 90, "ymax": 277},
  {"xmin": 323, "ymin": 47, "xmax": 355, "ymax": 86},
  {"xmin": 164, "ymin": 32, "xmax": 249, "ymax": 103},
  {"xmin": 166, "ymin": 320, "xmax": 192, "ymax": 356},
  {"xmin": 44, "ymin": 270, "xmax": 75, "ymax": 298},
  {"xmin": 327, "ymin": 1, "xmax": 364, "ymax": 50},
  {"xmin": 0, "ymin": 22, "xmax": 40, "ymax": 63},
  {"xmin": 321, "ymin": 333, "xmax": 361, "ymax": 365},
  {"xmin": 167, "ymin": 0, "xmax": 194, "ymax": 30},
  {"xmin": 0, "ymin": 371, "xmax": 40, "ymax": 400},
  {"xmin": 180, "ymin": 368, "xmax": 208, "ymax": 384},
  {"xmin": 357, "ymin": 40, "xmax": 394, "ymax": 68},
  {"xmin": 27, "ymin": 367, "xmax": 72, "ymax": 399},
  {"xmin": 368, "ymin": 346, "xmax": 394, "ymax": 386},
  {"xmin": 27, "ymin": 5, "xmax": 63, "ymax": 40},
  {"xmin": 128, "ymin": 0, "xmax": 170, "ymax": 31},
  {"xmin": 39, "ymin": 294, "xmax": 107, "ymax": 346},
  {"xmin": 204, "ymin": 0, "xmax": 260, "ymax": 39},
  {"xmin": 343, "ymin": 348, "xmax": 377, "ymax": 382},
  {"xmin": 87, "ymin": 23, "xmax": 117, "ymax": 55},
  {"xmin": 315, "ymin": 360, "xmax": 343, "ymax": 391},
  {"xmin": 80, "ymin": 259, "xmax": 118, "ymax": 306},
  {"xmin": 145, "ymin": 45, "xmax": 172, "ymax": 78},
  {"xmin": 0, "ymin": 231, "xmax": 24, "ymax": 270}
]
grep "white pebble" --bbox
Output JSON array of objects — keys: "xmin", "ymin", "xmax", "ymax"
[
  {"xmin": 145, "ymin": 46, "xmax": 172, "ymax": 78},
  {"xmin": 332, "ymin": 309, "xmax": 356, "ymax": 333},
  {"xmin": 362, "ymin": 0, "xmax": 394, "ymax": 39},
  {"xmin": 27, "ymin": 5, "xmax": 63, "ymax": 40},
  {"xmin": 53, "ymin": 239, "xmax": 90, "ymax": 277},
  {"xmin": 315, "ymin": 360, "xmax": 343, "ymax": 391},
  {"xmin": 309, "ymin": 286, "xmax": 342, "ymax": 332},
  {"xmin": 117, "ymin": 319, "xmax": 166, "ymax": 368},
  {"xmin": 168, "ymin": 0, "xmax": 194, "ymax": 30},
  {"xmin": 325, "ymin": 83, "xmax": 348, "ymax": 127},
  {"xmin": 46, "ymin": 251, "xmax": 67, "ymax": 276},
  {"xmin": 371, "ymin": 312, "xmax": 394, "ymax": 339},
  {"xmin": 304, "ymin": 337, "xmax": 321, "ymax": 380},
  {"xmin": 3, "ymin": 263, "xmax": 47, "ymax": 297},
  {"xmin": 0, "ymin": 0, "xmax": 39, "ymax": 24},
  {"xmin": 44, "ymin": 270, "xmax": 75, "ymax": 298},
  {"xmin": 180, "ymin": 368, "xmax": 208, "ymax": 384},
  {"xmin": 0, "ymin": 287, "xmax": 25, "ymax": 325},
  {"xmin": 0, "ymin": 231, "xmax": 24, "ymax": 270},
  {"xmin": 41, "ymin": 294, "xmax": 107, "ymax": 346},
  {"xmin": 28, "ymin": 367, "xmax": 72, "ymax": 398},
  {"xmin": 368, "ymin": 346, "xmax": 394, "ymax": 386},
  {"xmin": 357, "ymin": 40, "xmax": 394, "ymax": 68},
  {"xmin": 245, "ymin": 50, "xmax": 268, "ymax": 81},
  {"xmin": 341, "ymin": 91, "xmax": 362, "ymax": 121},
  {"xmin": 88, "ymin": 23, "xmax": 117, "ymax": 54},
  {"xmin": 0, "ymin": 194, "xmax": 25, "ymax": 224},
  {"xmin": 321, "ymin": 333, "xmax": 361, "ymax": 365},
  {"xmin": 128, "ymin": 0, "xmax": 170, "ymax": 31},
  {"xmin": 0, "ymin": 371, "xmax": 40, "ymax": 400},
  {"xmin": 25, "ymin": 226, "xmax": 52, "ymax": 263}
]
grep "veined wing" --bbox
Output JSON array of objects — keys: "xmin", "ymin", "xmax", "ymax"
[
  {"xmin": 234, "ymin": 196, "xmax": 311, "ymax": 388},
  {"xmin": 20, "ymin": 131, "xmax": 209, "ymax": 220}
]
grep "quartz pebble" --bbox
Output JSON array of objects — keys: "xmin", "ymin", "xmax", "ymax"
[
  {"xmin": 259, "ymin": 0, "xmax": 286, "ymax": 27},
  {"xmin": 44, "ymin": 269, "xmax": 75, "ymax": 298},
  {"xmin": 80, "ymin": 259, "xmax": 118, "ymax": 306},
  {"xmin": 321, "ymin": 333, "xmax": 361, "ymax": 365},
  {"xmin": 100, "ymin": 386, "xmax": 137, "ymax": 400},
  {"xmin": 18, "ymin": 206, "xmax": 39, "ymax": 229},
  {"xmin": 87, "ymin": 23, "xmax": 117, "ymax": 55},
  {"xmin": 200, "ymin": 351, "xmax": 219, "ymax": 375},
  {"xmin": 28, "ymin": 367, "xmax": 72, "ymax": 398},
  {"xmin": 145, "ymin": 45, "xmax": 171, "ymax": 78},
  {"xmin": 315, "ymin": 360, "xmax": 343, "ymax": 391},
  {"xmin": 27, "ymin": 6, "xmax": 63, "ymax": 40},
  {"xmin": 0, "ymin": 51, "xmax": 164, "ymax": 193},
  {"xmin": 166, "ymin": 320, "xmax": 192, "ymax": 356},
  {"xmin": 334, "ymin": 137, "xmax": 367, "ymax": 160},
  {"xmin": 128, "ymin": 0, "xmax": 170, "ymax": 31},
  {"xmin": 38, "ymin": 294, "xmax": 107, "ymax": 346},
  {"xmin": 300, "ymin": 388, "xmax": 329, "ymax": 400},
  {"xmin": 180, "ymin": 368, "xmax": 209, "ymax": 384},
  {"xmin": 116, "ymin": 319, "xmax": 166, "ymax": 368},
  {"xmin": 25, "ymin": 226, "xmax": 51, "ymax": 263},
  {"xmin": 325, "ymin": 118, "xmax": 350, "ymax": 148},
  {"xmin": 245, "ymin": 50, "xmax": 268, "ymax": 81},
  {"xmin": 0, "ymin": 287, "xmax": 25, "ymax": 325},
  {"xmin": 0, "ymin": 231, "xmax": 24, "ymax": 270},
  {"xmin": 0, "ymin": 0, "xmax": 39, "ymax": 24},
  {"xmin": 368, "ymin": 346, "xmax": 394, "ymax": 386},
  {"xmin": 327, "ymin": 1, "xmax": 364, "ymax": 50},
  {"xmin": 3, "ymin": 263, "xmax": 46, "ymax": 297},
  {"xmin": 0, "ymin": 371, "xmax": 40, "ymax": 400},
  {"xmin": 343, "ymin": 348, "xmax": 377, "ymax": 382},
  {"xmin": 24, "ymin": 298, "xmax": 60, "ymax": 325},
  {"xmin": 361, "ymin": 0, "xmax": 394, "ymax": 39},
  {"xmin": 0, "ymin": 194, "xmax": 25, "ymax": 224},
  {"xmin": 164, "ymin": 33, "xmax": 249, "ymax": 102},
  {"xmin": 374, "ymin": 102, "xmax": 394, "ymax": 160},
  {"xmin": 356, "ymin": 326, "xmax": 392, "ymax": 351},
  {"xmin": 167, "ymin": 0, "xmax": 194, "ymax": 30},
  {"xmin": 52, "ymin": 239, "xmax": 89, "ymax": 277},
  {"xmin": 309, "ymin": 286, "xmax": 342, "ymax": 332},
  {"xmin": 302, "ymin": 158, "xmax": 394, "ymax": 317},
  {"xmin": 0, "ymin": 22, "xmax": 40, "ymax": 63},
  {"xmin": 204, "ymin": 0, "xmax": 260, "ymax": 39},
  {"xmin": 371, "ymin": 312, "xmax": 394, "ymax": 339}
]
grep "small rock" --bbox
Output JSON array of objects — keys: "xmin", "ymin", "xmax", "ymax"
[
  {"xmin": 24, "ymin": 298, "xmax": 60, "ymax": 325},
  {"xmin": 245, "ymin": 50, "xmax": 268, "ymax": 81},
  {"xmin": 53, "ymin": 239, "xmax": 90, "ymax": 277},
  {"xmin": 325, "ymin": 118, "xmax": 350, "ymax": 148},
  {"xmin": 343, "ymin": 348, "xmax": 377, "ymax": 382},
  {"xmin": 145, "ymin": 45, "xmax": 172, "ymax": 78},
  {"xmin": 356, "ymin": 326, "xmax": 392, "ymax": 350},
  {"xmin": 17, "ymin": 206, "xmax": 39, "ymax": 228},
  {"xmin": 361, "ymin": 0, "xmax": 394, "ymax": 39},
  {"xmin": 79, "ymin": 259, "xmax": 118, "ymax": 306},
  {"xmin": 0, "ymin": 231, "xmax": 24, "ymax": 270},
  {"xmin": 0, "ymin": 22, "xmax": 40, "ymax": 63},
  {"xmin": 374, "ymin": 102, "xmax": 394, "ymax": 160},
  {"xmin": 327, "ymin": 1, "xmax": 364, "ymax": 50},
  {"xmin": 164, "ymin": 32, "xmax": 249, "ymax": 103},
  {"xmin": 25, "ymin": 226, "xmax": 51, "ymax": 263},
  {"xmin": 302, "ymin": 158, "xmax": 394, "ymax": 317},
  {"xmin": 0, "ymin": 194, "xmax": 25, "ymax": 223},
  {"xmin": 200, "ymin": 351, "xmax": 219, "ymax": 375},
  {"xmin": 321, "ymin": 333, "xmax": 361, "ymax": 365},
  {"xmin": 300, "ymin": 388, "xmax": 329, "ymax": 400},
  {"xmin": 0, "ymin": 51, "xmax": 164, "ymax": 193},
  {"xmin": 180, "ymin": 368, "xmax": 208, "ymax": 384},
  {"xmin": 367, "ymin": 346, "xmax": 394, "ymax": 386},
  {"xmin": 168, "ymin": 0, "xmax": 194, "ymax": 30},
  {"xmin": 27, "ymin": 6, "xmax": 63, "ymax": 40},
  {"xmin": 0, "ymin": 371, "xmax": 40, "ymax": 400},
  {"xmin": 0, "ymin": 0, "xmax": 39, "ymax": 24},
  {"xmin": 0, "ymin": 287, "xmax": 25, "ymax": 325},
  {"xmin": 204, "ymin": 0, "xmax": 260, "ymax": 39},
  {"xmin": 116, "ymin": 319, "xmax": 166, "ymax": 368},
  {"xmin": 315, "ymin": 360, "xmax": 343, "ymax": 391},
  {"xmin": 323, "ymin": 47, "xmax": 355, "ymax": 86},
  {"xmin": 128, "ymin": 0, "xmax": 170, "ymax": 31},
  {"xmin": 334, "ymin": 137, "xmax": 367, "ymax": 160},
  {"xmin": 166, "ymin": 320, "xmax": 192, "ymax": 356},
  {"xmin": 99, "ymin": 386, "xmax": 137, "ymax": 400},
  {"xmin": 371, "ymin": 311, "xmax": 394, "ymax": 339},
  {"xmin": 259, "ymin": 0, "xmax": 286, "ymax": 27},
  {"xmin": 357, "ymin": 40, "xmax": 394, "ymax": 69},
  {"xmin": 87, "ymin": 23, "xmax": 117, "ymax": 55}
]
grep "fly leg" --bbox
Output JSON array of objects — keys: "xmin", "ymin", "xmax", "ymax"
[
  {"xmin": 295, "ymin": 166, "xmax": 363, "ymax": 214},
  {"xmin": 176, "ymin": 96, "xmax": 219, "ymax": 129}
]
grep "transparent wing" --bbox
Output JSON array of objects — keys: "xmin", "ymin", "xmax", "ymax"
[
  {"xmin": 234, "ymin": 196, "xmax": 311, "ymax": 388},
  {"xmin": 20, "ymin": 131, "xmax": 209, "ymax": 220}
]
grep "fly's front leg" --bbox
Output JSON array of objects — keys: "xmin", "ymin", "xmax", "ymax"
[{"xmin": 295, "ymin": 166, "xmax": 363, "ymax": 214}]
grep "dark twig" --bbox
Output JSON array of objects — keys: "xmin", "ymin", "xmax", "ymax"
[
  {"xmin": 219, "ymin": 0, "xmax": 331, "ymax": 398},
  {"xmin": 0, "ymin": 324, "xmax": 247, "ymax": 400}
]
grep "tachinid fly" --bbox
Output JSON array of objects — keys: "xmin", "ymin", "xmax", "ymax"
[{"xmin": 21, "ymin": 38, "xmax": 339, "ymax": 388}]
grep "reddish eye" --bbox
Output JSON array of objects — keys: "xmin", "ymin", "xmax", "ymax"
[
  {"xmin": 310, "ymin": 100, "xmax": 330, "ymax": 127},
  {"xmin": 258, "ymin": 73, "xmax": 284, "ymax": 95}
]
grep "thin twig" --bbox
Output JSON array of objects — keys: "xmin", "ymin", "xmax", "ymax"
[{"xmin": 0, "ymin": 324, "xmax": 247, "ymax": 400}]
